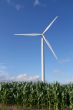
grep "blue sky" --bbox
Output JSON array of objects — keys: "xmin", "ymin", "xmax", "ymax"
[{"xmin": 0, "ymin": 0, "xmax": 73, "ymax": 83}]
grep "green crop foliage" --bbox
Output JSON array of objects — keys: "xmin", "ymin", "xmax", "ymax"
[{"xmin": 0, "ymin": 81, "xmax": 73, "ymax": 110}]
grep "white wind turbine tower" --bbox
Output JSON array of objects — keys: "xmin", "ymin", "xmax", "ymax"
[{"xmin": 14, "ymin": 16, "xmax": 58, "ymax": 82}]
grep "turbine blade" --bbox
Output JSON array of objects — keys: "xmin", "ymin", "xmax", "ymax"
[
  {"xmin": 43, "ymin": 16, "xmax": 58, "ymax": 34},
  {"xmin": 42, "ymin": 35, "xmax": 58, "ymax": 59},
  {"xmin": 14, "ymin": 33, "xmax": 41, "ymax": 36}
]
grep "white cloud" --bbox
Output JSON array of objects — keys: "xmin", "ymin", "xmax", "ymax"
[
  {"xmin": 15, "ymin": 4, "xmax": 22, "ymax": 11},
  {"xmin": 6, "ymin": 0, "xmax": 11, "ymax": 4},
  {"xmin": 0, "ymin": 62, "xmax": 40, "ymax": 82},
  {"xmin": 0, "ymin": 65, "xmax": 7, "ymax": 70},
  {"xmin": 0, "ymin": 63, "xmax": 7, "ymax": 71},
  {"xmin": 0, "ymin": 70, "xmax": 10, "ymax": 82},
  {"xmin": 53, "ymin": 69, "xmax": 64, "ymax": 76},
  {"xmin": 14, "ymin": 74, "xmax": 40, "ymax": 82},
  {"xmin": 0, "ymin": 71, "xmax": 40, "ymax": 82},
  {"xmin": 33, "ymin": 0, "xmax": 46, "ymax": 7},
  {"xmin": 15, "ymin": 4, "xmax": 24, "ymax": 11},
  {"xmin": 0, "ymin": 63, "xmax": 10, "ymax": 82},
  {"xmin": 5, "ymin": 0, "xmax": 45, "ymax": 9},
  {"xmin": 52, "ymin": 69, "xmax": 73, "ymax": 84},
  {"xmin": 59, "ymin": 58, "xmax": 71, "ymax": 64},
  {"xmin": 34, "ymin": 0, "xmax": 40, "ymax": 6},
  {"xmin": 53, "ymin": 69, "xmax": 61, "ymax": 74},
  {"xmin": 5, "ymin": 0, "xmax": 24, "ymax": 11}
]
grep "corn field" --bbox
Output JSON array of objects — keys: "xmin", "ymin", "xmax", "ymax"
[{"xmin": 0, "ymin": 81, "xmax": 73, "ymax": 110}]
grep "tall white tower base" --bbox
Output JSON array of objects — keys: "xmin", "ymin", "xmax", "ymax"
[{"xmin": 41, "ymin": 37, "xmax": 45, "ymax": 82}]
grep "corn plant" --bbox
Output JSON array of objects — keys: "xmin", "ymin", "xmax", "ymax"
[{"xmin": 0, "ymin": 81, "xmax": 73, "ymax": 110}]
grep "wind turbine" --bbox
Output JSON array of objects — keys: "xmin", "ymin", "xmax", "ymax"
[{"xmin": 14, "ymin": 16, "xmax": 58, "ymax": 82}]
